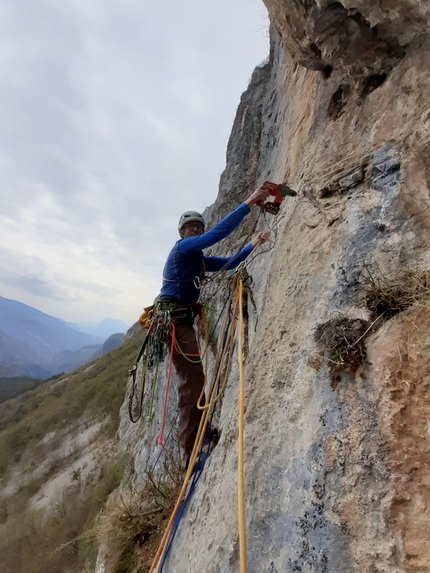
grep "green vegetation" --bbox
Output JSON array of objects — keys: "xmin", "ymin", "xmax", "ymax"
[
  {"xmin": 0, "ymin": 455, "xmax": 128, "ymax": 573},
  {"xmin": 0, "ymin": 328, "xmax": 146, "ymax": 573},
  {"xmin": 0, "ymin": 377, "xmax": 46, "ymax": 404},
  {"xmin": 0, "ymin": 332, "xmax": 144, "ymax": 478}
]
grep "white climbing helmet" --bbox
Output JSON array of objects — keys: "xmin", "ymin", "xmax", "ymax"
[{"xmin": 178, "ymin": 211, "xmax": 205, "ymax": 232}]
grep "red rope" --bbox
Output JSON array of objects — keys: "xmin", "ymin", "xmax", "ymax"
[
  {"xmin": 157, "ymin": 323, "xmax": 176, "ymax": 450},
  {"xmin": 173, "ymin": 338, "xmax": 202, "ymax": 357},
  {"xmin": 157, "ymin": 310, "xmax": 206, "ymax": 448}
]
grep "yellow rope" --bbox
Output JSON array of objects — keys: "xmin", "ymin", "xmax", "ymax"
[
  {"xmin": 237, "ymin": 279, "xmax": 247, "ymax": 573},
  {"xmin": 174, "ymin": 339, "xmax": 204, "ymax": 363},
  {"xmin": 173, "ymin": 310, "xmax": 209, "ymax": 364},
  {"xmin": 197, "ymin": 282, "xmax": 238, "ymax": 410},
  {"xmin": 149, "ymin": 272, "xmax": 246, "ymax": 572}
]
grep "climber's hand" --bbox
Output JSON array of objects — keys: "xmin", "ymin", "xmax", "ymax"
[
  {"xmin": 251, "ymin": 231, "xmax": 270, "ymax": 248},
  {"xmin": 245, "ymin": 185, "xmax": 271, "ymax": 207}
]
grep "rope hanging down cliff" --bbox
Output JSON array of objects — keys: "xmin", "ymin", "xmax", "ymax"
[
  {"xmin": 130, "ymin": 181, "xmax": 297, "ymax": 571},
  {"xmin": 149, "ymin": 268, "xmax": 251, "ymax": 573}
]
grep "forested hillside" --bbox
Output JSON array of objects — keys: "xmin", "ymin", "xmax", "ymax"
[{"xmin": 0, "ymin": 327, "xmax": 144, "ymax": 573}]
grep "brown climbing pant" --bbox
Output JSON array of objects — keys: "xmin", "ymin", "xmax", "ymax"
[{"xmin": 170, "ymin": 314, "xmax": 205, "ymax": 455}]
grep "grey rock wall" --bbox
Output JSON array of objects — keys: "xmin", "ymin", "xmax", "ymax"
[
  {"xmin": 262, "ymin": 0, "xmax": 428, "ymax": 75},
  {"xmin": 105, "ymin": 3, "xmax": 430, "ymax": 573},
  {"xmin": 159, "ymin": 9, "xmax": 430, "ymax": 573}
]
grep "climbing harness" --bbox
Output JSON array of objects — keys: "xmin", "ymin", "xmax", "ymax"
[
  {"xmin": 150, "ymin": 269, "xmax": 252, "ymax": 573},
  {"xmin": 128, "ymin": 300, "xmax": 209, "ymax": 446}
]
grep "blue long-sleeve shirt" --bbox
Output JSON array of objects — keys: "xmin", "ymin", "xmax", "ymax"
[{"xmin": 160, "ymin": 203, "xmax": 253, "ymax": 303}]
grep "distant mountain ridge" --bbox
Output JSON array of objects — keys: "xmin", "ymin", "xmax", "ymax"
[
  {"xmin": 78, "ymin": 317, "xmax": 129, "ymax": 339},
  {"xmin": 0, "ymin": 295, "xmax": 127, "ymax": 378},
  {"xmin": 92, "ymin": 333, "xmax": 125, "ymax": 359}
]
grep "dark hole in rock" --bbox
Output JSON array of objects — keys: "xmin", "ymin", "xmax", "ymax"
[
  {"xmin": 361, "ymin": 73, "xmax": 387, "ymax": 97},
  {"xmin": 309, "ymin": 42, "xmax": 322, "ymax": 58},
  {"xmin": 327, "ymin": 84, "xmax": 349, "ymax": 120},
  {"xmin": 322, "ymin": 65, "xmax": 333, "ymax": 79}
]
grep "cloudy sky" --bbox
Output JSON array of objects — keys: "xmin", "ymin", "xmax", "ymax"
[{"xmin": 0, "ymin": 0, "xmax": 269, "ymax": 327}]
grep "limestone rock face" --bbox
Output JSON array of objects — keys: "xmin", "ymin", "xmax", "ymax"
[
  {"xmin": 110, "ymin": 3, "xmax": 430, "ymax": 573},
  {"xmin": 262, "ymin": 0, "xmax": 429, "ymax": 75}
]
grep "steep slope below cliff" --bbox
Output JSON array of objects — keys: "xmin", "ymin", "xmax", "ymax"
[{"xmin": 0, "ymin": 327, "xmax": 144, "ymax": 573}]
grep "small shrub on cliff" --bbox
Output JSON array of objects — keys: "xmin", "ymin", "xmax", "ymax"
[
  {"xmin": 312, "ymin": 315, "xmax": 370, "ymax": 389},
  {"xmin": 96, "ymin": 473, "xmax": 182, "ymax": 573},
  {"xmin": 362, "ymin": 266, "xmax": 430, "ymax": 320}
]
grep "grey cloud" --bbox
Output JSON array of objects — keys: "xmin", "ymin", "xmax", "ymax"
[
  {"xmin": 2, "ymin": 274, "xmax": 68, "ymax": 300},
  {"xmin": 0, "ymin": 247, "xmax": 72, "ymax": 300},
  {"xmin": 0, "ymin": 0, "xmax": 268, "ymax": 321}
]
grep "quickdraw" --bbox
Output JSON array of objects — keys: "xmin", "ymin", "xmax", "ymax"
[
  {"xmin": 127, "ymin": 331, "xmax": 150, "ymax": 423},
  {"xmin": 128, "ymin": 302, "xmax": 174, "ymax": 423},
  {"xmin": 127, "ymin": 300, "xmax": 206, "ymax": 427}
]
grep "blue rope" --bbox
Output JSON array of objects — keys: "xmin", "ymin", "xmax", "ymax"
[
  {"xmin": 159, "ymin": 293, "xmax": 235, "ymax": 570},
  {"xmin": 159, "ymin": 438, "xmax": 211, "ymax": 571}
]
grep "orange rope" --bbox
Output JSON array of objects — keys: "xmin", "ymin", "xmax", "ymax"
[
  {"xmin": 149, "ymin": 273, "xmax": 241, "ymax": 572},
  {"xmin": 157, "ymin": 323, "xmax": 176, "ymax": 449}
]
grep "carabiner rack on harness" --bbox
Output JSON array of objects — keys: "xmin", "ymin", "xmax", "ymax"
[{"xmin": 127, "ymin": 303, "xmax": 174, "ymax": 423}]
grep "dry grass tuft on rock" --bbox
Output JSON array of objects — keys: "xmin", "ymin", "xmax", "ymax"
[
  {"xmin": 96, "ymin": 463, "xmax": 183, "ymax": 573},
  {"xmin": 312, "ymin": 315, "xmax": 370, "ymax": 389},
  {"xmin": 362, "ymin": 267, "xmax": 430, "ymax": 320}
]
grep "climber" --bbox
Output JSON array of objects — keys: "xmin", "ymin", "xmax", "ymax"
[{"xmin": 158, "ymin": 186, "xmax": 271, "ymax": 468}]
